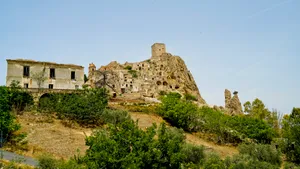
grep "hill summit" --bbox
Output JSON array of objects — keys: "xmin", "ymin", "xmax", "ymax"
[{"xmin": 86, "ymin": 43, "xmax": 206, "ymax": 104}]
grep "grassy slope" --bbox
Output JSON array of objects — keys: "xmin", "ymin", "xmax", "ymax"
[{"xmin": 13, "ymin": 99, "xmax": 238, "ymax": 160}]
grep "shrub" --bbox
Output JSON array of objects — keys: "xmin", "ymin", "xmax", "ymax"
[
  {"xmin": 124, "ymin": 65, "xmax": 132, "ymax": 70},
  {"xmin": 203, "ymin": 153, "xmax": 225, "ymax": 169},
  {"xmin": 182, "ymin": 144, "xmax": 205, "ymax": 165},
  {"xmin": 226, "ymin": 154, "xmax": 279, "ymax": 169},
  {"xmin": 158, "ymin": 92, "xmax": 202, "ymax": 132},
  {"xmin": 38, "ymin": 154, "xmax": 86, "ymax": 169},
  {"xmin": 184, "ymin": 93, "xmax": 198, "ymax": 101},
  {"xmin": 38, "ymin": 154, "xmax": 59, "ymax": 169},
  {"xmin": 158, "ymin": 92, "xmax": 276, "ymax": 144},
  {"xmin": 39, "ymin": 88, "xmax": 109, "ymax": 126},
  {"xmin": 9, "ymin": 89, "xmax": 34, "ymax": 112},
  {"xmin": 128, "ymin": 70, "xmax": 138, "ymax": 78},
  {"xmin": 83, "ymin": 120, "xmax": 198, "ymax": 168},
  {"xmin": 238, "ymin": 143, "xmax": 282, "ymax": 165},
  {"xmin": 101, "ymin": 109, "xmax": 131, "ymax": 125},
  {"xmin": 0, "ymin": 111, "xmax": 21, "ymax": 145},
  {"xmin": 284, "ymin": 162, "xmax": 300, "ymax": 169}
]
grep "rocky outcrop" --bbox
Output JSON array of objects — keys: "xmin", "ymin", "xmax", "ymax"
[
  {"xmin": 224, "ymin": 89, "xmax": 243, "ymax": 115},
  {"xmin": 86, "ymin": 43, "xmax": 206, "ymax": 104}
]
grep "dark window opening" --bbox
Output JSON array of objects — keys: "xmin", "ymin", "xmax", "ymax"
[
  {"xmin": 130, "ymin": 85, "xmax": 133, "ymax": 88},
  {"xmin": 24, "ymin": 83, "xmax": 28, "ymax": 88},
  {"xmin": 112, "ymin": 84, "xmax": 115, "ymax": 88},
  {"xmin": 163, "ymin": 81, "xmax": 168, "ymax": 86},
  {"xmin": 121, "ymin": 88, "xmax": 125, "ymax": 94},
  {"xmin": 175, "ymin": 85, "xmax": 180, "ymax": 89},
  {"xmin": 156, "ymin": 81, "xmax": 162, "ymax": 85},
  {"xmin": 71, "ymin": 71, "xmax": 76, "ymax": 80},
  {"xmin": 126, "ymin": 84, "xmax": 128, "ymax": 87},
  {"xmin": 49, "ymin": 84, "xmax": 54, "ymax": 89},
  {"xmin": 23, "ymin": 66, "xmax": 30, "ymax": 77},
  {"xmin": 50, "ymin": 68, "xmax": 55, "ymax": 79},
  {"xmin": 113, "ymin": 93, "xmax": 117, "ymax": 98},
  {"xmin": 169, "ymin": 85, "xmax": 172, "ymax": 89}
]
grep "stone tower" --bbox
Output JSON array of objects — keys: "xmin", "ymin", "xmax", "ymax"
[
  {"xmin": 151, "ymin": 43, "xmax": 166, "ymax": 59},
  {"xmin": 88, "ymin": 63, "xmax": 96, "ymax": 79}
]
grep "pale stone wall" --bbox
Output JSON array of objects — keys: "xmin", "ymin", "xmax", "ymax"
[
  {"xmin": 6, "ymin": 59, "xmax": 84, "ymax": 90},
  {"xmin": 151, "ymin": 43, "xmax": 166, "ymax": 59}
]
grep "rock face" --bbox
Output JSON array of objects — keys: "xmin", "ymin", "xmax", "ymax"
[
  {"xmin": 224, "ymin": 89, "xmax": 243, "ymax": 115},
  {"xmin": 86, "ymin": 43, "xmax": 206, "ymax": 104}
]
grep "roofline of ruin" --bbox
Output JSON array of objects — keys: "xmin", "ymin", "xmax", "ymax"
[{"xmin": 6, "ymin": 59, "xmax": 84, "ymax": 69}]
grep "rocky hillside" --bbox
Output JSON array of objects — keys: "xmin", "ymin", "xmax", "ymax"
[{"xmin": 86, "ymin": 43, "xmax": 206, "ymax": 104}]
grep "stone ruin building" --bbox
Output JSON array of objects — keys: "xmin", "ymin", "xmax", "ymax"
[
  {"xmin": 86, "ymin": 43, "xmax": 206, "ymax": 104},
  {"xmin": 6, "ymin": 59, "xmax": 84, "ymax": 90}
]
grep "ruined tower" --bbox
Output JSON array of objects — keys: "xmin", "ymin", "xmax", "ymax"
[
  {"xmin": 88, "ymin": 63, "xmax": 96, "ymax": 86},
  {"xmin": 151, "ymin": 43, "xmax": 166, "ymax": 59}
]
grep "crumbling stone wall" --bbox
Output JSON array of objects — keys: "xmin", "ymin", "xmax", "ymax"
[{"xmin": 86, "ymin": 43, "xmax": 206, "ymax": 104}]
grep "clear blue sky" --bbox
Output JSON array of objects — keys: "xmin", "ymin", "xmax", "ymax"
[{"xmin": 1, "ymin": 0, "xmax": 299, "ymax": 114}]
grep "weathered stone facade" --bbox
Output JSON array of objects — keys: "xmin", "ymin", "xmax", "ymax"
[
  {"xmin": 86, "ymin": 43, "xmax": 206, "ymax": 104},
  {"xmin": 6, "ymin": 59, "xmax": 84, "ymax": 90}
]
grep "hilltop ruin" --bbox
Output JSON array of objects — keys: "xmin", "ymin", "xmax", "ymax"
[{"xmin": 86, "ymin": 43, "xmax": 206, "ymax": 104}]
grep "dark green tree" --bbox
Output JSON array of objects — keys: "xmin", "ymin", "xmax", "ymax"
[{"xmin": 282, "ymin": 108, "xmax": 300, "ymax": 164}]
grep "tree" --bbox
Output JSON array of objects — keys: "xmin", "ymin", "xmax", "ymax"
[
  {"xmin": 243, "ymin": 98, "xmax": 280, "ymax": 135},
  {"xmin": 9, "ymin": 80, "xmax": 21, "ymax": 89},
  {"xmin": 244, "ymin": 98, "xmax": 270, "ymax": 120},
  {"xmin": 282, "ymin": 108, "xmax": 300, "ymax": 164},
  {"xmin": 93, "ymin": 70, "xmax": 118, "ymax": 92},
  {"xmin": 83, "ymin": 120, "xmax": 201, "ymax": 168},
  {"xmin": 31, "ymin": 68, "xmax": 47, "ymax": 89},
  {"xmin": 84, "ymin": 74, "xmax": 88, "ymax": 83}
]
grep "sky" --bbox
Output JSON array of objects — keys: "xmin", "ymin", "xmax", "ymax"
[{"xmin": 0, "ymin": 0, "xmax": 299, "ymax": 114}]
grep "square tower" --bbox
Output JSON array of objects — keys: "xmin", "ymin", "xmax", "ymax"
[{"xmin": 151, "ymin": 43, "xmax": 166, "ymax": 59}]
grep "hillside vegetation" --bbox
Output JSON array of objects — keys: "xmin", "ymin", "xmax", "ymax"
[{"xmin": 1, "ymin": 85, "xmax": 300, "ymax": 168}]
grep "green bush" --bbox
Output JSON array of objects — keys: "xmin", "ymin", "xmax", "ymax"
[
  {"xmin": 101, "ymin": 109, "xmax": 131, "ymax": 125},
  {"xmin": 0, "ymin": 86, "xmax": 31, "ymax": 145},
  {"xmin": 37, "ymin": 154, "xmax": 86, "ymax": 169},
  {"xmin": 203, "ymin": 153, "xmax": 225, "ymax": 169},
  {"xmin": 238, "ymin": 143, "xmax": 282, "ymax": 165},
  {"xmin": 184, "ymin": 93, "xmax": 198, "ymax": 101},
  {"xmin": 158, "ymin": 92, "xmax": 276, "ymax": 144},
  {"xmin": 158, "ymin": 93, "xmax": 201, "ymax": 132},
  {"xmin": 83, "ymin": 119, "xmax": 200, "ymax": 168},
  {"xmin": 182, "ymin": 144, "xmax": 205, "ymax": 165},
  {"xmin": 124, "ymin": 65, "xmax": 132, "ymax": 70},
  {"xmin": 284, "ymin": 162, "xmax": 300, "ymax": 169},
  {"xmin": 0, "ymin": 111, "xmax": 21, "ymax": 145},
  {"xmin": 128, "ymin": 70, "xmax": 138, "ymax": 78},
  {"xmin": 39, "ymin": 88, "xmax": 109, "ymax": 126},
  {"xmin": 226, "ymin": 154, "xmax": 279, "ymax": 169}
]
